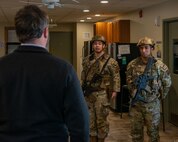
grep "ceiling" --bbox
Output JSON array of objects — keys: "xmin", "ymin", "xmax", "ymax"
[{"xmin": 0, "ymin": 0, "xmax": 169, "ymax": 24}]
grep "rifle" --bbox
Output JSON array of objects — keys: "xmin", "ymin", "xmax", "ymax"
[
  {"xmin": 82, "ymin": 73, "xmax": 103, "ymax": 96},
  {"xmin": 131, "ymin": 57, "xmax": 156, "ymax": 105},
  {"xmin": 82, "ymin": 57, "xmax": 110, "ymax": 96}
]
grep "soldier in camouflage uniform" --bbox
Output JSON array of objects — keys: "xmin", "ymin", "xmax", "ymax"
[
  {"xmin": 81, "ymin": 35, "xmax": 120, "ymax": 142},
  {"xmin": 126, "ymin": 37, "xmax": 172, "ymax": 142}
]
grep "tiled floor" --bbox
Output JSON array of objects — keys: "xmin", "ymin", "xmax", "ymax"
[{"xmin": 105, "ymin": 111, "xmax": 178, "ymax": 142}]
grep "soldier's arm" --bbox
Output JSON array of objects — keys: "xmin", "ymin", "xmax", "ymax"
[
  {"xmin": 108, "ymin": 58, "xmax": 120, "ymax": 93},
  {"xmin": 81, "ymin": 56, "xmax": 90, "ymax": 84},
  {"xmin": 159, "ymin": 63, "xmax": 172, "ymax": 99},
  {"xmin": 126, "ymin": 61, "xmax": 138, "ymax": 97},
  {"xmin": 81, "ymin": 59, "xmax": 86, "ymax": 84}
]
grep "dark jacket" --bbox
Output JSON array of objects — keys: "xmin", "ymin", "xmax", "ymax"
[{"xmin": 0, "ymin": 45, "xmax": 89, "ymax": 142}]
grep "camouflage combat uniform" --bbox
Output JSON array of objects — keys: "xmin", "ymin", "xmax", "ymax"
[
  {"xmin": 126, "ymin": 57, "xmax": 172, "ymax": 142},
  {"xmin": 81, "ymin": 53, "xmax": 120, "ymax": 139}
]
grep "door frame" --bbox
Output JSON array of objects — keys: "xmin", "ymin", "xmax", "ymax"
[
  {"xmin": 163, "ymin": 17, "xmax": 178, "ymax": 125},
  {"xmin": 163, "ymin": 17, "xmax": 178, "ymax": 64}
]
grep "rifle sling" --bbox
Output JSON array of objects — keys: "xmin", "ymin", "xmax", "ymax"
[
  {"xmin": 143, "ymin": 57, "xmax": 154, "ymax": 74},
  {"xmin": 84, "ymin": 54, "xmax": 103, "ymax": 82},
  {"xmin": 84, "ymin": 55, "xmax": 110, "ymax": 82},
  {"xmin": 100, "ymin": 56, "xmax": 111, "ymax": 75},
  {"xmin": 84, "ymin": 56, "xmax": 111, "ymax": 87}
]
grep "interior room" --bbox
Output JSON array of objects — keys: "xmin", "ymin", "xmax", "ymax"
[{"xmin": 0, "ymin": 0, "xmax": 178, "ymax": 141}]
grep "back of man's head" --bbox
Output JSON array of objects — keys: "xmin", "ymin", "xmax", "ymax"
[{"xmin": 15, "ymin": 5, "xmax": 49, "ymax": 43}]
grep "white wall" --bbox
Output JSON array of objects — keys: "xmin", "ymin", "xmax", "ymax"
[{"xmin": 76, "ymin": 23, "xmax": 94, "ymax": 79}]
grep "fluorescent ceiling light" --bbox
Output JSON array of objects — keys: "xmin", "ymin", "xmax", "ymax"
[
  {"xmin": 83, "ymin": 9, "xmax": 90, "ymax": 12},
  {"xmin": 100, "ymin": 0, "xmax": 109, "ymax": 4},
  {"xmin": 95, "ymin": 14, "xmax": 101, "ymax": 17},
  {"xmin": 80, "ymin": 20, "xmax": 85, "ymax": 22},
  {"xmin": 87, "ymin": 17, "xmax": 92, "ymax": 20}
]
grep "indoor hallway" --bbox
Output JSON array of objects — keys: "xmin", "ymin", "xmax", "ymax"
[{"xmin": 105, "ymin": 111, "xmax": 178, "ymax": 142}]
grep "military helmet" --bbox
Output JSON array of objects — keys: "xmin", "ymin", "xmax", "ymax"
[
  {"xmin": 137, "ymin": 37, "xmax": 155, "ymax": 48},
  {"xmin": 91, "ymin": 35, "xmax": 106, "ymax": 44}
]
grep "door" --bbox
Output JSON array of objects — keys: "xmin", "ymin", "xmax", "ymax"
[
  {"xmin": 163, "ymin": 18, "xmax": 178, "ymax": 126},
  {"xmin": 49, "ymin": 32, "xmax": 73, "ymax": 64}
]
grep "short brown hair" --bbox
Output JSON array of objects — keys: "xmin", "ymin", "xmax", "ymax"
[{"xmin": 15, "ymin": 5, "xmax": 49, "ymax": 43}]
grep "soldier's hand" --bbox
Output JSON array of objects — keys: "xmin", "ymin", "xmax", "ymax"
[{"xmin": 111, "ymin": 92, "xmax": 117, "ymax": 99}]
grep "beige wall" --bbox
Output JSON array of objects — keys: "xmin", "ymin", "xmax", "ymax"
[
  {"xmin": 0, "ymin": 25, "xmax": 5, "ymax": 56},
  {"xmin": 76, "ymin": 23, "xmax": 94, "ymax": 79},
  {"xmin": 112, "ymin": 0, "xmax": 178, "ymax": 56},
  {"xmin": 49, "ymin": 23, "xmax": 75, "ymax": 32},
  {"xmin": 0, "ymin": 24, "xmax": 13, "ymax": 56},
  {"xmin": 0, "ymin": 23, "xmax": 76, "ymax": 56},
  {"xmin": 0, "ymin": 23, "xmax": 12, "ymax": 57}
]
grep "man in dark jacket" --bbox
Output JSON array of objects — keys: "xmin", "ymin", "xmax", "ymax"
[{"xmin": 0, "ymin": 5, "xmax": 89, "ymax": 142}]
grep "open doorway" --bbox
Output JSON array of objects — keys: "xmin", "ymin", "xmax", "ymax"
[{"xmin": 163, "ymin": 18, "xmax": 178, "ymax": 126}]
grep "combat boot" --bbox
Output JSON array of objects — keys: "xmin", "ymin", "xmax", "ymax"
[{"xmin": 90, "ymin": 136, "xmax": 98, "ymax": 142}]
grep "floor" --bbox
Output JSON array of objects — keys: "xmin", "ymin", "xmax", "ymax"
[{"xmin": 105, "ymin": 111, "xmax": 178, "ymax": 142}]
